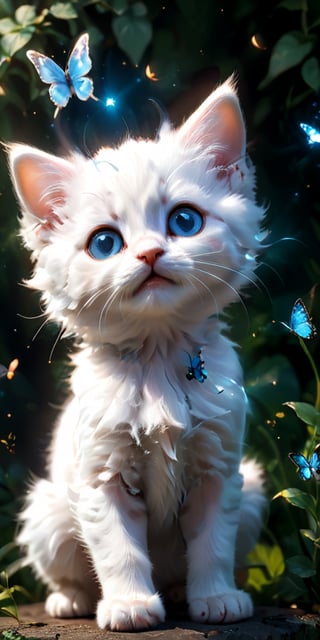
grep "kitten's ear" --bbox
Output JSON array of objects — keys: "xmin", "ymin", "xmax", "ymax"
[
  {"xmin": 8, "ymin": 144, "xmax": 75, "ymax": 245},
  {"xmin": 177, "ymin": 77, "xmax": 246, "ymax": 167}
]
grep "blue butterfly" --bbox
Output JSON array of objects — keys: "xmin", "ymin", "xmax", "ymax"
[
  {"xmin": 27, "ymin": 33, "xmax": 95, "ymax": 117},
  {"xmin": 281, "ymin": 298, "xmax": 316, "ymax": 340},
  {"xmin": 288, "ymin": 445, "xmax": 320, "ymax": 481},
  {"xmin": 300, "ymin": 122, "xmax": 320, "ymax": 145},
  {"xmin": 186, "ymin": 350, "xmax": 208, "ymax": 383}
]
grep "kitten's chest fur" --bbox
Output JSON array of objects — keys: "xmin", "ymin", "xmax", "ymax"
[{"xmin": 55, "ymin": 330, "xmax": 243, "ymax": 525}]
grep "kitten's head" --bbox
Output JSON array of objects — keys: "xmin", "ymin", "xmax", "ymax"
[{"xmin": 9, "ymin": 78, "xmax": 264, "ymax": 347}]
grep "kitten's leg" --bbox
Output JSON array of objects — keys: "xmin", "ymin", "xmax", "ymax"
[
  {"xmin": 180, "ymin": 470, "xmax": 253, "ymax": 624},
  {"xmin": 18, "ymin": 478, "xmax": 97, "ymax": 617},
  {"xmin": 77, "ymin": 476, "xmax": 165, "ymax": 631}
]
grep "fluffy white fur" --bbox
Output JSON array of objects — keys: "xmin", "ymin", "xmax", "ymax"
[{"xmin": 9, "ymin": 78, "xmax": 266, "ymax": 631}]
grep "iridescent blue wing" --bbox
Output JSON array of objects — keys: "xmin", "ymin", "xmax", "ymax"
[
  {"xmin": 288, "ymin": 452, "xmax": 312, "ymax": 480},
  {"xmin": 0, "ymin": 364, "xmax": 8, "ymax": 379},
  {"xmin": 66, "ymin": 33, "xmax": 93, "ymax": 101},
  {"xmin": 290, "ymin": 298, "xmax": 316, "ymax": 339},
  {"xmin": 49, "ymin": 82, "xmax": 72, "ymax": 109},
  {"xmin": 310, "ymin": 444, "xmax": 320, "ymax": 480},
  {"xmin": 26, "ymin": 51, "xmax": 66, "ymax": 84},
  {"xmin": 26, "ymin": 50, "xmax": 71, "ymax": 108},
  {"xmin": 300, "ymin": 123, "xmax": 320, "ymax": 145},
  {"xmin": 191, "ymin": 354, "xmax": 208, "ymax": 383}
]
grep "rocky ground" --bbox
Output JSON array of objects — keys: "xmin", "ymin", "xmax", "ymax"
[{"xmin": 0, "ymin": 604, "xmax": 320, "ymax": 640}]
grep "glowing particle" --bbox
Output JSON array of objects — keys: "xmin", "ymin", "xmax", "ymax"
[
  {"xmin": 251, "ymin": 34, "xmax": 267, "ymax": 50},
  {"xmin": 145, "ymin": 64, "xmax": 159, "ymax": 82},
  {"xmin": 275, "ymin": 411, "xmax": 285, "ymax": 419},
  {"xmin": 105, "ymin": 97, "xmax": 116, "ymax": 108}
]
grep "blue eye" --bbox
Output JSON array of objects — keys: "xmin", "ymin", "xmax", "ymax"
[
  {"xmin": 87, "ymin": 228, "xmax": 124, "ymax": 260},
  {"xmin": 168, "ymin": 206, "xmax": 204, "ymax": 237}
]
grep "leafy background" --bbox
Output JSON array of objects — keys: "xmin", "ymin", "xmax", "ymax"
[{"xmin": 0, "ymin": 0, "xmax": 320, "ymax": 613}]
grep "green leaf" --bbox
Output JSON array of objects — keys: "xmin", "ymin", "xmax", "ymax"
[
  {"xmin": 15, "ymin": 5, "xmax": 36, "ymax": 26},
  {"xmin": 0, "ymin": 602, "xmax": 19, "ymax": 620},
  {"xmin": 246, "ymin": 543, "xmax": 285, "ymax": 591},
  {"xmin": 301, "ymin": 56, "xmax": 320, "ymax": 91},
  {"xmin": 1, "ymin": 28, "xmax": 34, "ymax": 56},
  {"xmin": 300, "ymin": 528, "xmax": 320, "ymax": 548},
  {"xmin": 284, "ymin": 401, "xmax": 320, "ymax": 428},
  {"xmin": 0, "ymin": 17, "xmax": 16, "ymax": 35},
  {"xmin": 278, "ymin": 0, "xmax": 307, "ymax": 9},
  {"xmin": 0, "ymin": 541, "xmax": 16, "ymax": 563},
  {"xmin": 108, "ymin": 0, "xmax": 129, "ymax": 15},
  {"xmin": 0, "ymin": 1, "xmax": 13, "ymax": 18},
  {"xmin": 286, "ymin": 554, "xmax": 316, "ymax": 577},
  {"xmin": 278, "ymin": 573, "xmax": 307, "ymax": 601},
  {"xmin": 260, "ymin": 32, "xmax": 313, "ymax": 87},
  {"xmin": 49, "ymin": 2, "xmax": 78, "ymax": 20},
  {"xmin": 274, "ymin": 488, "xmax": 318, "ymax": 520},
  {"xmin": 132, "ymin": 1, "xmax": 147, "ymax": 17},
  {"xmin": 112, "ymin": 4, "xmax": 152, "ymax": 65}
]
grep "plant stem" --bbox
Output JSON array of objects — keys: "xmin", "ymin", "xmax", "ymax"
[{"xmin": 298, "ymin": 338, "xmax": 320, "ymax": 412}]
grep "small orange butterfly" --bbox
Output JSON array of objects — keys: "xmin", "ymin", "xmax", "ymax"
[{"xmin": 0, "ymin": 358, "xmax": 19, "ymax": 380}]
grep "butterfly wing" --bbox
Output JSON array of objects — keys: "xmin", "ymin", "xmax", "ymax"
[
  {"xmin": 190, "ymin": 356, "xmax": 201, "ymax": 382},
  {"xmin": 66, "ymin": 33, "xmax": 93, "ymax": 101},
  {"xmin": 288, "ymin": 452, "xmax": 312, "ymax": 480},
  {"xmin": 72, "ymin": 76, "xmax": 94, "ymax": 101},
  {"xmin": 27, "ymin": 50, "xmax": 71, "ymax": 108},
  {"xmin": 290, "ymin": 298, "xmax": 316, "ymax": 339},
  {"xmin": 0, "ymin": 364, "xmax": 8, "ymax": 379},
  {"xmin": 191, "ymin": 355, "xmax": 208, "ymax": 383},
  {"xmin": 200, "ymin": 367, "xmax": 208, "ymax": 381},
  {"xmin": 49, "ymin": 82, "xmax": 72, "ymax": 109},
  {"xmin": 310, "ymin": 444, "xmax": 320, "ymax": 480}
]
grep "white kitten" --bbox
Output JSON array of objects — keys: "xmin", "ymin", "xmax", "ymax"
[{"xmin": 9, "ymin": 78, "xmax": 266, "ymax": 631}]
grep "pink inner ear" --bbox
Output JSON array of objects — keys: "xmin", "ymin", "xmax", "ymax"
[
  {"xmin": 13, "ymin": 150, "xmax": 73, "ymax": 223},
  {"xmin": 212, "ymin": 98, "xmax": 246, "ymax": 167},
  {"xmin": 178, "ymin": 82, "xmax": 246, "ymax": 169}
]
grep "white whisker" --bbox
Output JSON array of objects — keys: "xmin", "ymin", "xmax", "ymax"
[
  {"xmin": 186, "ymin": 273, "xmax": 219, "ymax": 314},
  {"xmin": 17, "ymin": 311, "xmax": 47, "ymax": 321},
  {"xmin": 76, "ymin": 283, "xmax": 114, "ymax": 319},
  {"xmin": 30, "ymin": 316, "xmax": 51, "ymax": 342},
  {"xmin": 193, "ymin": 266, "xmax": 249, "ymax": 320},
  {"xmin": 98, "ymin": 287, "xmax": 121, "ymax": 336},
  {"xmin": 194, "ymin": 258, "xmax": 271, "ymax": 302},
  {"xmin": 48, "ymin": 326, "xmax": 66, "ymax": 364}
]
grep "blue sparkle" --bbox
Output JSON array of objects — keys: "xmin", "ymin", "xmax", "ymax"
[
  {"xmin": 105, "ymin": 96, "xmax": 116, "ymax": 108},
  {"xmin": 300, "ymin": 122, "xmax": 320, "ymax": 145}
]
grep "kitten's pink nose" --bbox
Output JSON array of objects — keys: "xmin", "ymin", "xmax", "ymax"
[{"xmin": 137, "ymin": 247, "xmax": 164, "ymax": 267}]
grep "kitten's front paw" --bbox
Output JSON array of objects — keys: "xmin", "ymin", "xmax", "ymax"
[
  {"xmin": 96, "ymin": 594, "xmax": 165, "ymax": 631},
  {"xmin": 189, "ymin": 590, "xmax": 253, "ymax": 623},
  {"xmin": 45, "ymin": 588, "xmax": 94, "ymax": 618}
]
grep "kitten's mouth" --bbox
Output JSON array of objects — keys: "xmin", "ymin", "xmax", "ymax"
[{"xmin": 134, "ymin": 271, "xmax": 174, "ymax": 296}]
